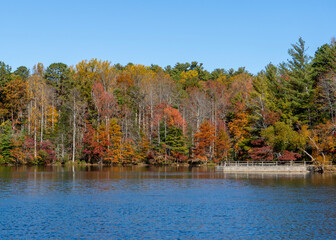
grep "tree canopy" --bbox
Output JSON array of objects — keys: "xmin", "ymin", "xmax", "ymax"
[{"xmin": 1, "ymin": 38, "xmax": 336, "ymax": 166}]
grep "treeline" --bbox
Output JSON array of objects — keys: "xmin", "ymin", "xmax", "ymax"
[{"xmin": 0, "ymin": 38, "xmax": 336, "ymax": 165}]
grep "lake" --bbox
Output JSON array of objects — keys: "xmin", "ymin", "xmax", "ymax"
[{"xmin": 0, "ymin": 166, "xmax": 336, "ymax": 239}]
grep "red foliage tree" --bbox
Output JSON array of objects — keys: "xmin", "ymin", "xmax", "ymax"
[
  {"xmin": 92, "ymin": 81, "xmax": 119, "ymax": 121},
  {"xmin": 278, "ymin": 151, "xmax": 301, "ymax": 161},
  {"xmin": 83, "ymin": 123, "xmax": 100, "ymax": 163},
  {"xmin": 164, "ymin": 106, "xmax": 186, "ymax": 129},
  {"xmin": 248, "ymin": 140, "xmax": 273, "ymax": 161}
]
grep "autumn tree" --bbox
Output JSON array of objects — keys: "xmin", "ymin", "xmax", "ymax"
[
  {"xmin": 10, "ymin": 136, "xmax": 25, "ymax": 164},
  {"xmin": 82, "ymin": 123, "xmax": 99, "ymax": 163},
  {"xmin": 248, "ymin": 139, "xmax": 273, "ymax": 161},
  {"xmin": 193, "ymin": 121, "xmax": 215, "ymax": 162},
  {"xmin": 1, "ymin": 76, "xmax": 27, "ymax": 129},
  {"xmin": 261, "ymin": 122, "xmax": 305, "ymax": 160},
  {"xmin": 228, "ymin": 107, "xmax": 250, "ymax": 157},
  {"xmin": 1, "ymin": 39, "xmax": 336, "ymax": 166},
  {"xmin": 299, "ymin": 123, "xmax": 335, "ymax": 166},
  {"xmin": 185, "ymin": 88, "xmax": 210, "ymax": 131},
  {"xmin": 92, "ymin": 80, "xmax": 118, "ymax": 123},
  {"xmin": 69, "ymin": 88, "xmax": 86, "ymax": 162},
  {"xmin": 75, "ymin": 59, "xmax": 100, "ymax": 103},
  {"xmin": 180, "ymin": 69, "xmax": 200, "ymax": 89},
  {"xmin": 137, "ymin": 132, "xmax": 150, "ymax": 163},
  {"xmin": 215, "ymin": 128, "xmax": 232, "ymax": 162},
  {"xmin": 122, "ymin": 140, "xmax": 136, "ymax": 164},
  {"xmin": 153, "ymin": 106, "xmax": 188, "ymax": 162},
  {"xmin": 107, "ymin": 118, "xmax": 123, "ymax": 164}
]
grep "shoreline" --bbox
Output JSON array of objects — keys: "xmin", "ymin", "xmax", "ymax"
[{"xmin": 1, "ymin": 162, "xmax": 335, "ymax": 173}]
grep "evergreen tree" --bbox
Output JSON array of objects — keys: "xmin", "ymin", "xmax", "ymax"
[
  {"xmin": 312, "ymin": 41, "xmax": 336, "ymax": 122},
  {"xmin": 44, "ymin": 63, "xmax": 71, "ymax": 100},
  {"xmin": 311, "ymin": 42, "xmax": 336, "ymax": 83},
  {"xmin": 0, "ymin": 121, "xmax": 13, "ymax": 164},
  {"xmin": 14, "ymin": 66, "xmax": 30, "ymax": 80},
  {"xmin": 0, "ymin": 61, "xmax": 12, "ymax": 86},
  {"xmin": 0, "ymin": 61, "xmax": 12, "ymax": 106},
  {"xmin": 280, "ymin": 37, "xmax": 313, "ymax": 124},
  {"xmin": 163, "ymin": 126, "xmax": 188, "ymax": 156}
]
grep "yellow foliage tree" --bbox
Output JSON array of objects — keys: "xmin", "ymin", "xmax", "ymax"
[
  {"xmin": 180, "ymin": 70, "xmax": 199, "ymax": 88},
  {"xmin": 228, "ymin": 111, "xmax": 249, "ymax": 154},
  {"xmin": 215, "ymin": 128, "xmax": 232, "ymax": 162},
  {"xmin": 27, "ymin": 69, "xmax": 58, "ymax": 158},
  {"xmin": 107, "ymin": 118, "xmax": 123, "ymax": 164}
]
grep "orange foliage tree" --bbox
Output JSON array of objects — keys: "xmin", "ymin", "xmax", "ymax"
[
  {"xmin": 215, "ymin": 128, "xmax": 232, "ymax": 162},
  {"xmin": 164, "ymin": 106, "xmax": 186, "ymax": 129},
  {"xmin": 228, "ymin": 109, "xmax": 250, "ymax": 156},
  {"xmin": 107, "ymin": 118, "xmax": 123, "ymax": 164},
  {"xmin": 193, "ymin": 121, "xmax": 215, "ymax": 162}
]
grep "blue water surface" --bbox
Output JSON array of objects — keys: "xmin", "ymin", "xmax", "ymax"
[{"xmin": 0, "ymin": 166, "xmax": 335, "ymax": 239}]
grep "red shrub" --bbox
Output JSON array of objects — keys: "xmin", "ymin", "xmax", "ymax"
[{"xmin": 278, "ymin": 151, "xmax": 301, "ymax": 161}]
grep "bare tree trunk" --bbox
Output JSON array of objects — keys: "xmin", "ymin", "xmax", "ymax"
[
  {"xmin": 182, "ymin": 107, "xmax": 185, "ymax": 135},
  {"xmin": 142, "ymin": 105, "xmax": 145, "ymax": 132},
  {"xmin": 125, "ymin": 109, "xmax": 128, "ymax": 139},
  {"xmin": 157, "ymin": 120, "xmax": 160, "ymax": 144},
  {"xmin": 299, "ymin": 148, "xmax": 316, "ymax": 163},
  {"xmin": 164, "ymin": 117, "xmax": 167, "ymax": 140},
  {"xmin": 40, "ymin": 99, "xmax": 44, "ymax": 143},
  {"xmin": 34, "ymin": 99, "xmax": 37, "ymax": 158},
  {"xmin": 52, "ymin": 98, "xmax": 55, "ymax": 130},
  {"xmin": 150, "ymin": 90, "xmax": 153, "ymax": 143},
  {"xmin": 72, "ymin": 97, "xmax": 76, "ymax": 163},
  {"xmin": 197, "ymin": 108, "xmax": 200, "ymax": 130},
  {"xmin": 138, "ymin": 110, "xmax": 141, "ymax": 131},
  {"xmin": 28, "ymin": 102, "xmax": 31, "ymax": 135},
  {"xmin": 61, "ymin": 134, "xmax": 64, "ymax": 159}
]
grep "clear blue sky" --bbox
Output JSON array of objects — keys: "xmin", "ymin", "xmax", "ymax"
[{"xmin": 1, "ymin": 0, "xmax": 335, "ymax": 74}]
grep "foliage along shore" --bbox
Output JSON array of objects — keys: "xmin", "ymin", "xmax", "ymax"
[
  {"xmin": 1, "ymin": 161, "xmax": 213, "ymax": 168},
  {"xmin": 1, "ymin": 38, "xmax": 336, "ymax": 167}
]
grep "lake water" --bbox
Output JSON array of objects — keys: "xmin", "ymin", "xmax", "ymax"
[{"xmin": 0, "ymin": 166, "xmax": 336, "ymax": 239}]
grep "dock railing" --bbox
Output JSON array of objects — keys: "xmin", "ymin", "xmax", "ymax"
[{"xmin": 219, "ymin": 161, "xmax": 314, "ymax": 167}]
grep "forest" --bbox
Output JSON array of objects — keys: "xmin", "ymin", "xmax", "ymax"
[{"xmin": 0, "ymin": 38, "xmax": 336, "ymax": 166}]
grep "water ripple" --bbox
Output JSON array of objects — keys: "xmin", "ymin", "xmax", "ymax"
[{"xmin": 0, "ymin": 166, "xmax": 336, "ymax": 239}]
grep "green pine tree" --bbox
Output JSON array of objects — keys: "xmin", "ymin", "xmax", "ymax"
[
  {"xmin": 0, "ymin": 121, "xmax": 13, "ymax": 164},
  {"xmin": 311, "ymin": 41, "xmax": 336, "ymax": 83},
  {"xmin": 160, "ymin": 125, "xmax": 188, "ymax": 156},
  {"xmin": 280, "ymin": 37, "xmax": 313, "ymax": 124}
]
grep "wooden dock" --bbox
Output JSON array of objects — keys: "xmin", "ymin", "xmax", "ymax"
[{"xmin": 215, "ymin": 161, "xmax": 310, "ymax": 173}]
